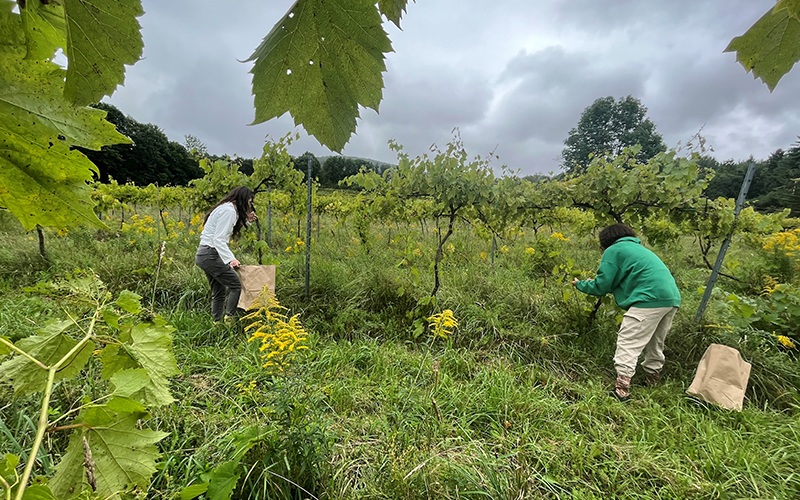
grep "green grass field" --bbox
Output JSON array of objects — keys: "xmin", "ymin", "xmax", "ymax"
[{"xmin": 1, "ymin": 208, "xmax": 799, "ymax": 499}]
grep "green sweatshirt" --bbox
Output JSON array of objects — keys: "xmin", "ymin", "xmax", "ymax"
[{"xmin": 575, "ymin": 237, "xmax": 681, "ymax": 309}]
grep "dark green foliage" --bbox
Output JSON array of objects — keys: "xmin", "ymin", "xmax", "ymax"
[
  {"xmin": 238, "ymin": 158, "xmax": 255, "ymax": 176},
  {"xmin": 80, "ymin": 103, "xmax": 203, "ymax": 186},
  {"xmin": 320, "ymin": 155, "xmax": 387, "ymax": 188},
  {"xmin": 562, "ymin": 96, "xmax": 666, "ymax": 174},
  {"xmin": 293, "ymin": 151, "xmax": 322, "ymax": 183},
  {"xmin": 702, "ymin": 141, "xmax": 800, "ymax": 215}
]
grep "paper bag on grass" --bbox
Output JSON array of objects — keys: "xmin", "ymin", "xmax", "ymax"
[
  {"xmin": 686, "ymin": 343, "xmax": 751, "ymax": 411},
  {"xmin": 236, "ymin": 265, "xmax": 275, "ymax": 311}
]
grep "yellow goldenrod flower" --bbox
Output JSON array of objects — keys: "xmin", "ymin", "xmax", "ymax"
[
  {"xmin": 241, "ymin": 287, "xmax": 309, "ymax": 372},
  {"xmin": 763, "ymin": 230, "xmax": 800, "ymax": 272},
  {"xmin": 775, "ymin": 334, "xmax": 796, "ymax": 349},
  {"xmin": 427, "ymin": 309, "xmax": 459, "ymax": 339},
  {"xmin": 551, "ymin": 232, "xmax": 570, "ymax": 242},
  {"xmin": 525, "ymin": 247, "xmax": 536, "ymax": 255},
  {"xmin": 762, "ymin": 276, "xmax": 780, "ymax": 296}
]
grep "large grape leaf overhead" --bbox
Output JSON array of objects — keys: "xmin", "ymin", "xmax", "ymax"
[
  {"xmin": 0, "ymin": 2, "xmax": 133, "ymax": 230},
  {"xmin": 248, "ymin": 0, "xmax": 393, "ymax": 152},
  {"xmin": 19, "ymin": 0, "xmax": 66, "ymax": 61},
  {"xmin": 775, "ymin": 0, "xmax": 800, "ymax": 21},
  {"xmin": 63, "ymin": 0, "xmax": 144, "ymax": 106},
  {"xmin": 726, "ymin": 1, "xmax": 800, "ymax": 91},
  {"xmin": 378, "ymin": 0, "xmax": 410, "ymax": 28}
]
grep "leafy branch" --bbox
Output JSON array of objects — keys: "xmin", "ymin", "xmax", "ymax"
[{"xmin": 0, "ymin": 273, "xmax": 178, "ymax": 500}]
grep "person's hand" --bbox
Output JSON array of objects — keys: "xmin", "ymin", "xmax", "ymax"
[
  {"xmin": 572, "ymin": 277, "xmax": 579, "ymax": 286},
  {"xmin": 230, "ymin": 259, "xmax": 241, "ymax": 268},
  {"xmin": 247, "ymin": 211, "xmax": 258, "ymax": 223}
]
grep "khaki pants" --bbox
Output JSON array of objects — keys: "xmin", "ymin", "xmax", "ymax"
[{"xmin": 614, "ymin": 306, "xmax": 678, "ymax": 378}]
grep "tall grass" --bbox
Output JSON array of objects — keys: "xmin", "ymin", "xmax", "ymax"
[{"xmin": 1, "ymin": 208, "xmax": 799, "ymax": 499}]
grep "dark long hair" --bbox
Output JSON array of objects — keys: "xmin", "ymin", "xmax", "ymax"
[
  {"xmin": 599, "ymin": 223, "xmax": 636, "ymax": 250},
  {"xmin": 205, "ymin": 186, "xmax": 254, "ymax": 238}
]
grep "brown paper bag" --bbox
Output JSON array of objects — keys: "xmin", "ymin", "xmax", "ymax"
[
  {"xmin": 236, "ymin": 265, "xmax": 276, "ymax": 311},
  {"xmin": 686, "ymin": 344, "xmax": 751, "ymax": 411}
]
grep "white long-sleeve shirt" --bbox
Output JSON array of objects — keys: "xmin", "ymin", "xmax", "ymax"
[{"xmin": 199, "ymin": 202, "xmax": 238, "ymax": 264}]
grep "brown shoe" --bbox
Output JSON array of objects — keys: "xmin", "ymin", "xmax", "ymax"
[
  {"xmin": 612, "ymin": 375, "xmax": 631, "ymax": 402},
  {"xmin": 644, "ymin": 370, "xmax": 661, "ymax": 387}
]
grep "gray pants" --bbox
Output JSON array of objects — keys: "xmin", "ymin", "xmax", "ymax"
[{"xmin": 195, "ymin": 245, "xmax": 241, "ymax": 321}]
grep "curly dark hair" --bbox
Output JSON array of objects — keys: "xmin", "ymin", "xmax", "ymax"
[
  {"xmin": 598, "ymin": 223, "xmax": 636, "ymax": 250},
  {"xmin": 204, "ymin": 186, "xmax": 254, "ymax": 238}
]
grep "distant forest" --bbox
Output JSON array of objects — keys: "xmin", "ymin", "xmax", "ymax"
[
  {"xmin": 85, "ymin": 104, "xmax": 388, "ymax": 189},
  {"xmin": 702, "ymin": 144, "xmax": 800, "ymax": 215},
  {"xmin": 80, "ymin": 103, "xmax": 204, "ymax": 186}
]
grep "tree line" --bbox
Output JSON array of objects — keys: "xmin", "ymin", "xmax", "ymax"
[
  {"xmin": 702, "ymin": 148, "xmax": 800, "ymax": 215},
  {"xmin": 88, "ymin": 99, "xmax": 799, "ymax": 216},
  {"xmin": 561, "ymin": 95, "xmax": 800, "ymax": 216},
  {"xmin": 79, "ymin": 103, "xmax": 204, "ymax": 186},
  {"xmin": 85, "ymin": 104, "xmax": 387, "ymax": 189}
]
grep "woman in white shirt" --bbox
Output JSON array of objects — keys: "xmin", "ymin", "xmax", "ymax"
[{"xmin": 195, "ymin": 186, "xmax": 257, "ymax": 322}]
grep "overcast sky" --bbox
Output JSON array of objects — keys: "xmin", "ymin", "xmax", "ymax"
[{"xmin": 105, "ymin": 0, "xmax": 800, "ymax": 176}]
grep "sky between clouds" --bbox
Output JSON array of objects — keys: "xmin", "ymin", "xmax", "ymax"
[{"xmin": 105, "ymin": 0, "xmax": 800, "ymax": 176}]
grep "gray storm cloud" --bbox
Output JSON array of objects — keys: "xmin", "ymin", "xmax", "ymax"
[{"xmin": 105, "ymin": 0, "xmax": 800, "ymax": 175}]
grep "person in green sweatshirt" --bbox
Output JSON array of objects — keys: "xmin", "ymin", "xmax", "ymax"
[{"xmin": 572, "ymin": 223, "xmax": 681, "ymax": 401}]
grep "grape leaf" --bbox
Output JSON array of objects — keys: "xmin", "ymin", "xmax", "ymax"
[
  {"xmin": 115, "ymin": 290, "xmax": 142, "ymax": 314},
  {"xmin": 49, "ymin": 406, "xmax": 167, "ymax": 500},
  {"xmin": 0, "ymin": 335, "xmax": 10, "ymax": 356},
  {"xmin": 726, "ymin": 5, "xmax": 800, "ymax": 91},
  {"xmin": 20, "ymin": 0, "xmax": 66, "ymax": 61},
  {"xmin": 378, "ymin": 0, "xmax": 410, "ymax": 28},
  {"xmin": 0, "ymin": 453, "xmax": 19, "ymax": 488},
  {"xmin": 109, "ymin": 368, "xmax": 150, "ymax": 396},
  {"xmin": 99, "ymin": 344, "xmax": 139, "ymax": 378},
  {"xmin": 48, "ymin": 440, "xmax": 85, "ymax": 500},
  {"xmin": 775, "ymin": 0, "xmax": 800, "ymax": 21},
  {"xmin": 108, "ymin": 370, "xmax": 160, "ymax": 412},
  {"xmin": 63, "ymin": 0, "xmax": 145, "ymax": 107},
  {"xmin": 248, "ymin": 0, "xmax": 392, "ymax": 152},
  {"xmin": 100, "ymin": 323, "xmax": 178, "ymax": 406},
  {"xmin": 20, "ymin": 485, "xmax": 56, "ymax": 500},
  {"xmin": 0, "ymin": 321, "xmax": 94, "ymax": 396},
  {"xmin": 106, "ymin": 395, "xmax": 147, "ymax": 415},
  {"xmin": 0, "ymin": 5, "xmax": 132, "ymax": 230},
  {"xmin": 101, "ymin": 307, "xmax": 120, "ymax": 329}
]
